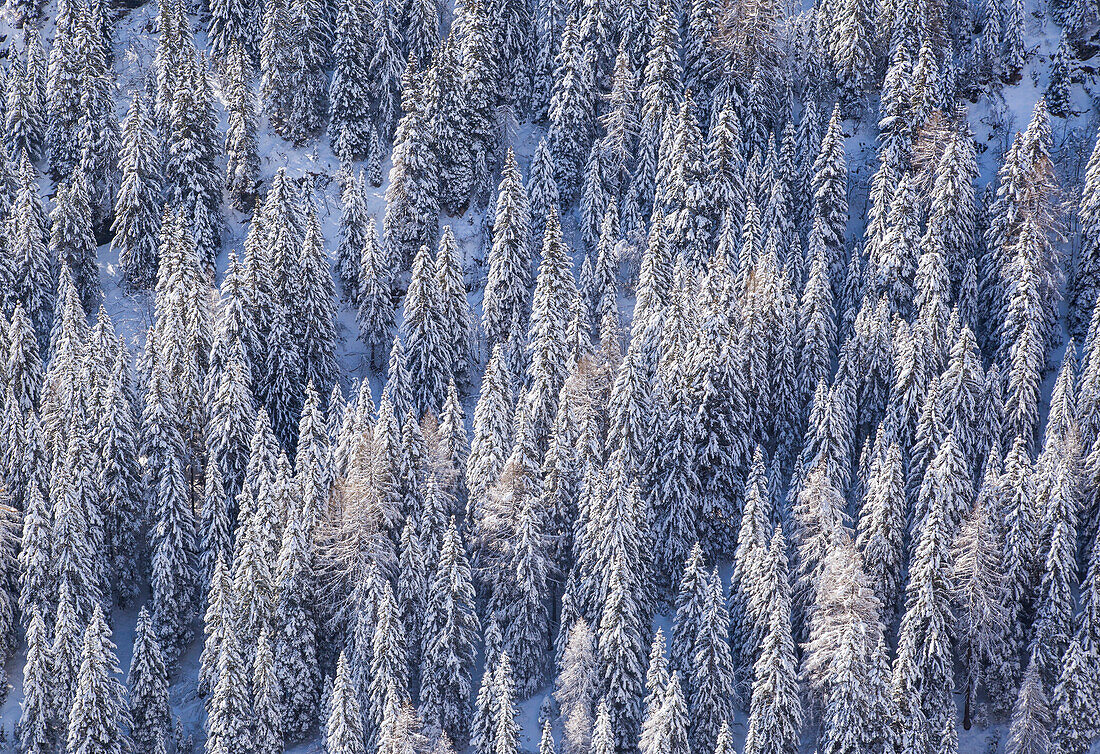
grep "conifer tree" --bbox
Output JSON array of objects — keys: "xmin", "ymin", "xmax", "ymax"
[
  {"xmin": 19, "ymin": 605, "xmax": 51, "ymax": 754},
  {"xmin": 129, "ymin": 607, "xmax": 172, "ymax": 754},
  {"xmin": 6, "ymin": 55, "xmax": 44, "ymax": 163},
  {"xmin": 65, "ymin": 606, "xmax": 129, "ymax": 754},
  {"xmin": 525, "ymin": 209, "xmax": 576, "ymax": 444},
  {"xmin": 421, "ymin": 519, "xmax": 480, "ymax": 745},
  {"xmin": 817, "ymin": 617, "xmax": 875, "ymax": 754},
  {"xmin": 11, "ymin": 155, "xmax": 51, "ymax": 346},
  {"xmin": 384, "ymin": 68, "xmax": 439, "ymax": 272},
  {"xmin": 329, "ymin": 0, "xmax": 373, "ymax": 163},
  {"xmin": 484, "ymin": 151, "xmax": 533, "ymax": 348},
  {"xmin": 811, "ymin": 106, "xmax": 848, "ymax": 281},
  {"xmin": 208, "ymin": 0, "xmax": 257, "ymax": 62},
  {"xmin": 1050, "ymin": 636, "xmax": 1096, "ymax": 754},
  {"xmin": 529, "ymin": 139, "xmax": 560, "ymax": 243},
  {"xmin": 1075, "ymin": 132, "xmax": 1100, "ymax": 337},
  {"xmin": 144, "ymin": 362, "xmax": 198, "ymax": 669},
  {"xmin": 547, "ymin": 18, "xmax": 594, "ymax": 203},
  {"xmin": 597, "ymin": 550, "xmax": 648, "ymax": 754},
  {"xmin": 327, "ymin": 652, "xmax": 366, "ymax": 754},
  {"xmin": 336, "ymin": 171, "xmax": 370, "ymax": 302},
  {"xmin": 895, "ymin": 484, "xmax": 955, "ymax": 736},
  {"xmin": 405, "ymin": 0, "xmax": 439, "ymax": 67},
  {"xmin": 49, "ymin": 180, "xmax": 99, "ymax": 311},
  {"xmin": 500, "ymin": 498, "xmax": 552, "ymax": 695},
  {"xmin": 53, "ymin": 385, "xmax": 107, "ymax": 623},
  {"xmin": 205, "ymin": 592, "xmax": 252, "ymax": 754},
  {"xmin": 742, "ymin": 528, "xmax": 801, "ymax": 754},
  {"xmin": 467, "ymin": 345, "xmax": 514, "ymax": 517},
  {"xmin": 556, "ymin": 620, "xmax": 597, "ymax": 754},
  {"xmin": 97, "ymin": 350, "xmax": 143, "ymax": 605},
  {"xmin": 690, "ymin": 572, "xmax": 736, "ymax": 754},
  {"xmin": 274, "ymin": 445, "xmax": 322, "ymax": 742},
  {"xmin": 1007, "ymin": 659, "xmax": 1050, "ymax": 754},
  {"xmin": 367, "ymin": 582, "xmax": 408, "ymax": 737},
  {"xmin": 952, "ymin": 489, "xmax": 1009, "ymax": 727},
  {"xmin": 638, "ymin": 629, "xmax": 670, "ymax": 754},
  {"xmin": 403, "ymin": 244, "xmax": 450, "ymax": 416},
  {"xmin": 223, "ymin": 44, "xmax": 260, "ymax": 211},
  {"xmin": 199, "ymin": 556, "xmax": 232, "ymax": 700},
  {"xmin": 113, "ymin": 93, "xmax": 161, "ymax": 291},
  {"xmin": 1030, "ymin": 444, "xmax": 1080, "ymax": 679},
  {"xmin": 207, "ymin": 335, "xmax": 256, "ymax": 507},
  {"xmin": 17, "ymin": 424, "xmax": 50, "ymax": 623},
  {"xmin": 46, "ymin": 0, "xmax": 84, "ymax": 179},
  {"xmin": 435, "ymin": 227, "xmax": 473, "ymax": 383},
  {"xmin": 252, "ymin": 627, "xmax": 281, "ymax": 754},
  {"xmin": 298, "ymin": 211, "xmax": 340, "ymax": 396},
  {"xmin": 663, "ymin": 99, "xmax": 711, "ymax": 273},
  {"xmin": 370, "ymin": 0, "xmax": 405, "ymax": 144},
  {"xmin": 165, "ymin": 52, "xmax": 222, "ymax": 272},
  {"xmin": 670, "ymin": 553, "xmax": 707, "ymax": 694},
  {"xmin": 358, "ymin": 219, "xmax": 396, "ymax": 369},
  {"xmin": 1046, "ymin": 33, "xmax": 1073, "ymax": 118}
]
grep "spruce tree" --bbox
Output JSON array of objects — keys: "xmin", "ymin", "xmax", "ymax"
[
  {"xmin": 298, "ymin": 210, "xmax": 340, "ymax": 396},
  {"xmin": 894, "ymin": 484, "xmax": 955, "ymax": 736},
  {"xmin": 329, "ymin": 0, "xmax": 373, "ymax": 163},
  {"xmin": 143, "ymin": 361, "xmax": 198, "ymax": 669},
  {"xmin": 435, "ymin": 227, "xmax": 474, "ymax": 384},
  {"xmin": 337, "ymin": 171, "xmax": 370, "ymax": 302},
  {"xmin": 1074, "ymin": 131, "xmax": 1100, "ymax": 337},
  {"xmin": 5, "ymin": 56, "xmax": 44, "ymax": 164},
  {"xmin": 370, "ymin": 0, "xmax": 405, "ymax": 144},
  {"xmin": 205, "ymin": 591, "xmax": 253, "ymax": 754},
  {"xmin": 546, "ymin": 18, "xmax": 594, "ymax": 203},
  {"xmin": 112, "ymin": 93, "xmax": 161, "ymax": 291},
  {"xmin": 223, "ymin": 43, "xmax": 261, "ymax": 212},
  {"xmin": 65, "ymin": 605, "xmax": 129, "ymax": 754},
  {"xmin": 274, "ymin": 437, "xmax": 322, "ymax": 742},
  {"xmin": 689, "ymin": 571, "xmax": 736, "ymax": 754},
  {"xmin": 952, "ymin": 489, "xmax": 1009, "ymax": 727},
  {"xmin": 742, "ymin": 528, "xmax": 801, "ymax": 754},
  {"xmin": 49, "ymin": 179, "xmax": 99, "ymax": 311},
  {"xmin": 358, "ymin": 219, "xmax": 396, "ymax": 369},
  {"xmin": 18, "ymin": 606, "xmax": 51, "ymax": 754},
  {"xmin": 11, "ymin": 155, "xmax": 51, "ymax": 346},
  {"xmin": 1050, "ymin": 636, "xmax": 1096, "ymax": 754},
  {"xmin": 97, "ymin": 350, "xmax": 143, "ymax": 606},
  {"xmin": 466, "ymin": 345, "xmax": 514, "ymax": 517},
  {"xmin": 199, "ymin": 556, "xmax": 232, "ymax": 700},
  {"xmin": 129, "ymin": 607, "xmax": 172, "ymax": 754},
  {"xmin": 811, "ymin": 106, "xmax": 848, "ymax": 282},
  {"xmin": 500, "ymin": 498, "xmax": 552, "ymax": 695},
  {"xmin": 17, "ymin": 419, "xmax": 50, "ymax": 623},
  {"xmin": 208, "ymin": 0, "xmax": 257, "ymax": 62},
  {"xmin": 484, "ymin": 150, "xmax": 533, "ymax": 349},
  {"xmin": 252, "ymin": 627, "xmax": 282, "ymax": 754},
  {"xmin": 421, "ymin": 519, "xmax": 480, "ymax": 745},
  {"xmin": 402, "ymin": 244, "xmax": 450, "ymax": 416},
  {"xmin": 597, "ymin": 550, "xmax": 648, "ymax": 754},
  {"xmin": 326, "ymin": 652, "xmax": 366, "ymax": 754},
  {"xmin": 1046, "ymin": 32, "xmax": 1073, "ymax": 118},
  {"xmin": 528, "ymin": 138, "xmax": 560, "ymax": 243},
  {"xmin": 1030, "ymin": 444, "xmax": 1080, "ymax": 680},
  {"xmin": 384, "ymin": 69, "xmax": 439, "ymax": 272},
  {"xmin": 165, "ymin": 51, "xmax": 222, "ymax": 272}
]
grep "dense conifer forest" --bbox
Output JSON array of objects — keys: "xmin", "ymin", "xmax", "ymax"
[{"xmin": 0, "ymin": 0, "xmax": 1099, "ymax": 750}]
